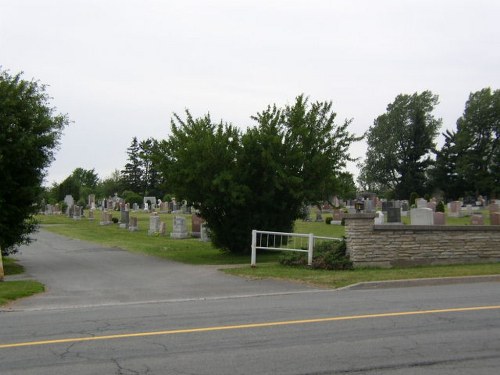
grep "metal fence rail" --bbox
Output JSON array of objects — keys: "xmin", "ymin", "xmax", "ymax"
[{"xmin": 250, "ymin": 229, "xmax": 341, "ymax": 267}]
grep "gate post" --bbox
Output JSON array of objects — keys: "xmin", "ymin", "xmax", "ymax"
[
  {"xmin": 308, "ymin": 233, "xmax": 314, "ymax": 266},
  {"xmin": 251, "ymin": 230, "xmax": 257, "ymax": 267}
]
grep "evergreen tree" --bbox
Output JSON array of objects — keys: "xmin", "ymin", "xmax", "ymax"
[
  {"xmin": 360, "ymin": 91, "xmax": 441, "ymax": 198},
  {"xmin": 121, "ymin": 137, "xmax": 142, "ymax": 193}
]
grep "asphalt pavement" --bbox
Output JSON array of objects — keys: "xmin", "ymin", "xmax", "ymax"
[{"xmin": 5, "ymin": 229, "xmax": 323, "ymax": 311}]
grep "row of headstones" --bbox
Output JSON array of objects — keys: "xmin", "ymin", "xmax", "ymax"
[
  {"xmin": 374, "ymin": 205, "xmax": 500, "ymax": 226},
  {"xmin": 147, "ymin": 213, "xmax": 210, "ymax": 241},
  {"xmin": 97, "ymin": 210, "xmax": 210, "ymax": 241}
]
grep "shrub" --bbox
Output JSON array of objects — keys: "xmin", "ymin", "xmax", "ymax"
[
  {"xmin": 278, "ymin": 239, "xmax": 353, "ymax": 270},
  {"xmin": 325, "ymin": 217, "xmax": 333, "ymax": 225},
  {"xmin": 122, "ymin": 190, "xmax": 142, "ymax": 206},
  {"xmin": 111, "ymin": 217, "xmax": 119, "ymax": 224},
  {"xmin": 409, "ymin": 192, "xmax": 419, "ymax": 206},
  {"xmin": 436, "ymin": 201, "xmax": 445, "ymax": 213}
]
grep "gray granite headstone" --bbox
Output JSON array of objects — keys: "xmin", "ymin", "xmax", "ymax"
[{"xmin": 387, "ymin": 207, "xmax": 401, "ymax": 223}]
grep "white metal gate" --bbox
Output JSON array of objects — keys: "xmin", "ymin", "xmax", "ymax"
[{"xmin": 250, "ymin": 229, "xmax": 341, "ymax": 266}]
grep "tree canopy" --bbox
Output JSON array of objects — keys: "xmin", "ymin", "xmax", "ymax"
[
  {"xmin": 359, "ymin": 91, "xmax": 441, "ymax": 198},
  {"xmin": 432, "ymin": 88, "xmax": 500, "ymax": 199},
  {"xmin": 0, "ymin": 70, "xmax": 68, "ymax": 255},
  {"xmin": 157, "ymin": 95, "xmax": 360, "ymax": 253}
]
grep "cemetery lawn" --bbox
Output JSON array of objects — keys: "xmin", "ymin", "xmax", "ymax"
[
  {"xmin": 0, "ymin": 258, "xmax": 45, "ymax": 306},
  {"xmin": 38, "ymin": 212, "xmax": 346, "ymax": 265}
]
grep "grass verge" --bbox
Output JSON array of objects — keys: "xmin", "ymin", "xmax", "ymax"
[
  {"xmin": 223, "ymin": 262, "xmax": 500, "ymax": 289},
  {"xmin": 1, "ymin": 258, "xmax": 45, "ymax": 306}
]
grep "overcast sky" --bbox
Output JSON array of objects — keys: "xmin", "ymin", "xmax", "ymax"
[{"xmin": 1, "ymin": 0, "xmax": 499, "ymax": 186}]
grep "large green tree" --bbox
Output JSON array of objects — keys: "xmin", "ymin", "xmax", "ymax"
[
  {"xmin": 157, "ymin": 95, "xmax": 360, "ymax": 253},
  {"xmin": 0, "ymin": 70, "xmax": 68, "ymax": 256},
  {"xmin": 360, "ymin": 91, "xmax": 441, "ymax": 198},
  {"xmin": 454, "ymin": 88, "xmax": 500, "ymax": 198}
]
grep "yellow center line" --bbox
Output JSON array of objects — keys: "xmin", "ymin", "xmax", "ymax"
[{"xmin": 1, "ymin": 305, "xmax": 499, "ymax": 349}]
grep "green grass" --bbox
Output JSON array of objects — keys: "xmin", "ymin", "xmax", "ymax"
[
  {"xmin": 0, "ymin": 280, "xmax": 45, "ymax": 305},
  {"xmin": 1, "ymin": 258, "xmax": 45, "ymax": 306},
  {"xmin": 223, "ymin": 262, "xmax": 500, "ymax": 289},
  {"xmin": 37, "ymin": 211, "xmax": 286, "ymax": 265},
  {"xmin": 2, "ymin": 257, "xmax": 25, "ymax": 275}
]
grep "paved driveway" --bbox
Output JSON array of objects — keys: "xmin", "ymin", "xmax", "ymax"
[{"xmin": 7, "ymin": 229, "xmax": 321, "ymax": 310}]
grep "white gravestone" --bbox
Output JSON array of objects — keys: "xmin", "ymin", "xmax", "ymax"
[
  {"xmin": 374, "ymin": 211, "xmax": 385, "ymax": 225},
  {"xmin": 200, "ymin": 223, "xmax": 211, "ymax": 242},
  {"xmin": 410, "ymin": 208, "xmax": 434, "ymax": 225}
]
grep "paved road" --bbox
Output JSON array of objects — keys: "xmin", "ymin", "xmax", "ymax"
[{"xmin": 1, "ymin": 230, "xmax": 499, "ymax": 374}]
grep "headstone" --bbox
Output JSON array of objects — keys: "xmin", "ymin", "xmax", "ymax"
[
  {"xmin": 159, "ymin": 221, "xmax": 167, "ymax": 236},
  {"xmin": 88, "ymin": 209, "xmax": 95, "ymax": 221},
  {"xmin": 64, "ymin": 195, "xmax": 74, "ymax": 208},
  {"xmin": 148, "ymin": 213, "xmax": 161, "ymax": 235},
  {"xmin": 489, "ymin": 203, "xmax": 500, "ymax": 214},
  {"xmin": 332, "ymin": 196, "xmax": 340, "ymax": 208},
  {"xmin": 364, "ymin": 199, "xmax": 374, "ymax": 213},
  {"xmin": 129, "ymin": 216, "xmax": 139, "ymax": 231},
  {"xmin": 144, "ymin": 197, "xmax": 156, "ymax": 211},
  {"xmin": 466, "ymin": 204, "xmax": 473, "ymax": 217},
  {"xmin": 471, "ymin": 214, "xmax": 484, "ymax": 225},
  {"xmin": 331, "ymin": 209, "xmax": 343, "ymax": 224},
  {"xmin": 433, "ymin": 212, "xmax": 445, "ymax": 225},
  {"xmin": 100, "ymin": 210, "xmax": 112, "ymax": 225},
  {"xmin": 410, "ymin": 208, "xmax": 434, "ymax": 225},
  {"xmin": 387, "ymin": 207, "xmax": 401, "ymax": 223},
  {"xmin": 448, "ymin": 201, "xmax": 462, "ymax": 217},
  {"xmin": 88, "ymin": 194, "xmax": 96, "ymax": 210},
  {"xmin": 200, "ymin": 223, "xmax": 211, "ymax": 242},
  {"xmin": 315, "ymin": 211, "xmax": 323, "ymax": 222},
  {"xmin": 427, "ymin": 202, "xmax": 436, "ymax": 212},
  {"xmin": 119, "ymin": 210, "xmax": 130, "ymax": 229},
  {"xmin": 491, "ymin": 212, "xmax": 500, "ymax": 225},
  {"xmin": 416, "ymin": 198, "xmax": 428, "ymax": 209},
  {"xmin": 381, "ymin": 201, "xmax": 388, "ymax": 212},
  {"xmin": 374, "ymin": 211, "xmax": 384, "ymax": 225},
  {"xmin": 132, "ymin": 203, "xmax": 139, "ymax": 211},
  {"xmin": 159, "ymin": 202, "xmax": 169, "ymax": 213},
  {"xmin": 401, "ymin": 201, "xmax": 410, "ymax": 212},
  {"xmin": 73, "ymin": 205, "xmax": 82, "ymax": 220},
  {"xmin": 191, "ymin": 214, "xmax": 204, "ymax": 238},
  {"xmin": 171, "ymin": 216, "xmax": 189, "ymax": 239}
]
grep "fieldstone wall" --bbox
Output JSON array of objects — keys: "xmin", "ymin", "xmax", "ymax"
[{"xmin": 344, "ymin": 214, "xmax": 500, "ymax": 268}]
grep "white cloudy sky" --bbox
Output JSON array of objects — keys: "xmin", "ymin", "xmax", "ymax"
[{"xmin": 1, "ymin": 0, "xmax": 499, "ymax": 186}]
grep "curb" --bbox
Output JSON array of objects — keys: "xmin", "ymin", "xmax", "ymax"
[{"xmin": 342, "ymin": 274, "xmax": 500, "ymax": 290}]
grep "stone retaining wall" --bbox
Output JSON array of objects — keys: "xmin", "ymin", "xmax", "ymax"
[{"xmin": 344, "ymin": 214, "xmax": 500, "ymax": 267}]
